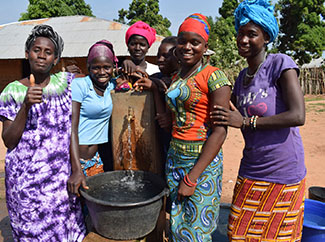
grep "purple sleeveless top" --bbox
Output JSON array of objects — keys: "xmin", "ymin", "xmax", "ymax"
[{"xmin": 233, "ymin": 53, "xmax": 306, "ymax": 184}]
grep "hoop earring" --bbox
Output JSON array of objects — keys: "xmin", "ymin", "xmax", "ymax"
[
  {"xmin": 173, "ymin": 48, "xmax": 181, "ymax": 64},
  {"xmin": 172, "ymin": 48, "xmax": 177, "ymax": 58}
]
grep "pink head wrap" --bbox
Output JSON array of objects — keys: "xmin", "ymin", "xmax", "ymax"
[
  {"xmin": 87, "ymin": 40, "xmax": 118, "ymax": 66},
  {"xmin": 125, "ymin": 21, "xmax": 156, "ymax": 47}
]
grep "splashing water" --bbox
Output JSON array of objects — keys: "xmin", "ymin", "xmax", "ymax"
[{"xmin": 127, "ymin": 121, "xmax": 134, "ymax": 171}]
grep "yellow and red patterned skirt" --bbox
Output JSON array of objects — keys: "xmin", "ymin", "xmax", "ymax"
[{"xmin": 228, "ymin": 176, "xmax": 305, "ymax": 242}]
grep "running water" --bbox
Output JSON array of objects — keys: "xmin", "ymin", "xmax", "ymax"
[
  {"xmin": 127, "ymin": 121, "xmax": 134, "ymax": 170},
  {"xmin": 126, "ymin": 106, "xmax": 135, "ymax": 179}
]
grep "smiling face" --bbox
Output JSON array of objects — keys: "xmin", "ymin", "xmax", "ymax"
[
  {"xmin": 88, "ymin": 56, "xmax": 114, "ymax": 86},
  {"xmin": 236, "ymin": 21, "xmax": 269, "ymax": 60},
  {"xmin": 157, "ymin": 43, "xmax": 179, "ymax": 75},
  {"xmin": 176, "ymin": 31, "xmax": 207, "ymax": 68},
  {"xmin": 25, "ymin": 37, "xmax": 58, "ymax": 74},
  {"xmin": 127, "ymin": 35, "xmax": 149, "ymax": 63}
]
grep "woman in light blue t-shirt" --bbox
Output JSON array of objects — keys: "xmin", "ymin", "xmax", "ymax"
[{"xmin": 68, "ymin": 40, "xmax": 118, "ymax": 194}]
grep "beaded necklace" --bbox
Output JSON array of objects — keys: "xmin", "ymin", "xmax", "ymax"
[
  {"xmin": 245, "ymin": 60, "xmax": 264, "ymax": 79},
  {"xmin": 243, "ymin": 54, "xmax": 267, "ymax": 86}
]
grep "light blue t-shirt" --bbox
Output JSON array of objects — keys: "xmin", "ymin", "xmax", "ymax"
[{"xmin": 71, "ymin": 76, "xmax": 116, "ymax": 145}]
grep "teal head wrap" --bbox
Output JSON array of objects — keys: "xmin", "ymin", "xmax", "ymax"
[{"xmin": 234, "ymin": 0, "xmax": 279, "ymax": 43}]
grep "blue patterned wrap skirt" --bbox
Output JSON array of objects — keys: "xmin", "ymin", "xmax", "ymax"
[{"xmin": 166, "ymin": 138, "xmax": 223, "ymax": 242}]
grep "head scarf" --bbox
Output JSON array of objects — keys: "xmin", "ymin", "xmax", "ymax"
[
  {"xmin": 125, "ymin": 21, "xmax": 156, "ymax": 47},
  {"xmin": 234, "ymin": 0, "xmax": 279, "ymax": 43},
  {"xmin": 87, "ymin": 40, "xmax": 118, "ymax": 67},
  {"xmin": 25, "ymin": 24, "xmax": 64, "ymax": 61},
  {"xmin": 178, "ymin": 13, "xmax": 210, "ymax": 42}
]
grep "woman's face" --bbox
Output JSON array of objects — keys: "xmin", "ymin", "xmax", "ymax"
[
  {"xmin": 157, "ymin": 43, "xmax": 178, "ymax": 75},
  {"xmin": 127, "ymin": 35, "xmax": 149, "ymax": 62},
  {"xmin": 176, "ymin": 32, "xmax": 207, "ymax": 67},
  {"xmin": 25, "ymin": 37, "xmax": 57, "ymax": 74},
  {"xmin": 236, "ymin": 21, "xmax": 269, "ymax": 59},
  {"xmin": 88, "ymin": 56, "xmax": 114, "ymax": 85}
]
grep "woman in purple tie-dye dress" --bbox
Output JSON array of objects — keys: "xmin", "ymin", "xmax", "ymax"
[{"xmin": 0, "ymin": 25, "xmax": 85, "ymax": 241}]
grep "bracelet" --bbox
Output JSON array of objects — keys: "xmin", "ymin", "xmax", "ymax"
[
  {"xmin": 249, "ymin": 115, "xmax": 259, "ymax": 130},
  {"xmin": 241, "ymin": 117, "xmax": 247, "ymax": 130},
  {"xmin": 183, "ymin": 174, "xmax": 197, "ymax": 187},
  {"xmin": 253, "ymin": 116, "xmax": 258, "ymax": 130},
  {"xmin": 249, "ymin": 116, "xmax": 255, "ymax": 130}
]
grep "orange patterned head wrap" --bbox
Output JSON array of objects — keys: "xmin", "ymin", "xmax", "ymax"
[{"xmin": 178, "ymin": 13, "xmax": 211, "ymax": 42}]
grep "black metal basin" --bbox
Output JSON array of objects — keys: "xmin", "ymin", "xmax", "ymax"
[
  {"xmin": 308, "ymin": 186, "xmax": 325, "ymax": 203},
  {"xmin": 80, "ymin": 170, "xmax": 169, "ymax": 240}
]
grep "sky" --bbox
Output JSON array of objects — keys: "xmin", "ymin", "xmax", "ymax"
[{"xmin": 0, "ymin": 0, "xmax": 223, "ymax": 35}]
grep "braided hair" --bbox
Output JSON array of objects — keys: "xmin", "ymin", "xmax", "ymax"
[{"xmin": 25, "ymin": 24, "xmax": 64, "ymax": 61}]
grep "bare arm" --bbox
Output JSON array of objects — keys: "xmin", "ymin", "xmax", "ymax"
[
  {"xmin": 177, "ymin": 85, "xmax": 231, "ymax": 200},
  {"xmin": 211, "ymin": 69, "xmax": 305, "ymax": 129},
  {"xmin": 68, "ymin": 101, "xmax": 87, "ymax": 194},
  {"xmin": 254, "ymin": 69, "xmax": 305, "ymax": 128}
]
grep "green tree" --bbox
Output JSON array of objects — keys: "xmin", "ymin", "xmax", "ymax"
[
  {"xmin": 114, "ymin": 0, "xmax": 171, "ymax": 36},
  {"xmin": 219, "ymin": 0, "xmax": 239, "ymax": 19},
  {"xmin": 208, "ymin": 0, "xmax": 245, "ymax": 83},
  {"xmin": 275, "ymin": 0, "xmax": 325, "ymax": 65},
  {"xmin": 20, "ymin": 0, "xmax": 94, "ymax": 21}
]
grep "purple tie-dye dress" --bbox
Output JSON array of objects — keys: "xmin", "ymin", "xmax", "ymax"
[{"xmin": 0, "ymin": 72, "xmax": 86, "ymax": 241}]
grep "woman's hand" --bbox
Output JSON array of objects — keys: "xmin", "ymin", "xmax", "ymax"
[
  {"xmin": 210, "ymin": 101, "xmax": 243, "ymax": 129},
  {"xmin": 115, "ymin": 77, "xmax": 130, "ymax": 88},
  {"xmin": 66, "ymin": 64, "xmax": 82, "ymax": 74},
  {"xmin": 24, "ymin": 86, "xmax": 43, "ymax": 108},
  {"xmin": 133, "ymin": 77, "xmax": 156, "ymax": 91},
  {"xmin": 177, "ymin": 180, "xmax": 196, "ymax": 201},
  {"xmin": 121, "ymin": 59, "xmax": 139, "ymax": 74},
  {"xmin": 67, "ymin": 170, "xmax": 88, "ymax": 195}
]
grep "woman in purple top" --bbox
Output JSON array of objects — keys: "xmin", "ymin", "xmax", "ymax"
[
  {"xmin": 211, "ymin": 0, "xmax": 306, "ymax": 241},
  {"xmin": 0, "ymin": 25, "xmax": 85, "ymax": 241}
]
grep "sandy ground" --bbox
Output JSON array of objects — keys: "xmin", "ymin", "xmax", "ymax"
[{"xmin": 0, "ymin": 96, "xmax": 324, "ymax": 241}]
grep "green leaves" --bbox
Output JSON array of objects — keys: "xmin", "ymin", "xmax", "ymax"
[
  {"xmin": 19, "ymin": 0, "xmax": 94, "ymax": 21},
  {"xmin": 114, "ymin": 0, "xmax": 171, "ymax": 36},
  {"xmin": 276, "ymin": 0, "xmax": 325, "ymax": 65}
]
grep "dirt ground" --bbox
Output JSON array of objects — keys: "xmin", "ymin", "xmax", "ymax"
[{"xmin": 0, "ymin": 95, "xmax": 324, "ymax": 241}]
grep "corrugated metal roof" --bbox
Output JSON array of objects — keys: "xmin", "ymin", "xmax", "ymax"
[{"xmin": 0, "ymin": 16, "xmax": 162, "ymax": 59}]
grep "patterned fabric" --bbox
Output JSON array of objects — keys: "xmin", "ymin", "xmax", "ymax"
[
  {"xmin": 228, "ymin": 176, "xmax": 305, "ymax": 242},
  {"xmin": 0, "ymin": 72, "xmax": 86, "ymax": 241},
  {"xmin": 80, "ymin": 152, "xmax": 104, "ymax": 177},
  {"xmin": 166, "ymin": 64, "xmax": 231, "ymax": 141},
  {"xmin": 166, "ymin": 138, "xmax": 223, "ymax": 242},
  {"xmin": 178, "ymin": 13, "xmax": 211, "ymax": 42}
]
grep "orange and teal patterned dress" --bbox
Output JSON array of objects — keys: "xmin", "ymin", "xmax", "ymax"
[{"xmin": 165, "ymin": 64, "xmax": 231, "ymax": 241}]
